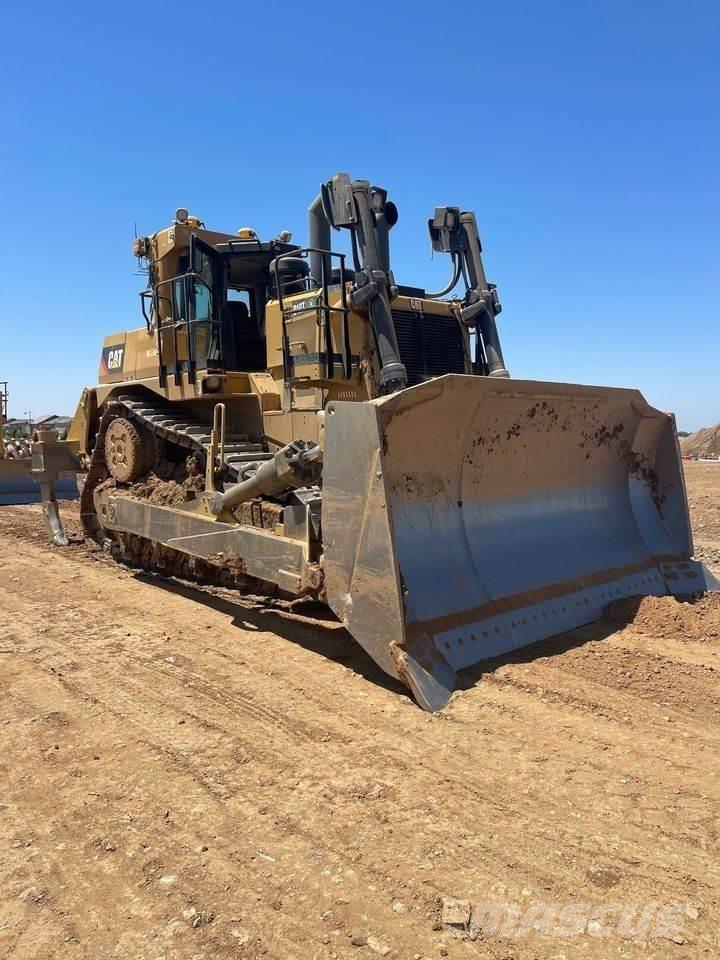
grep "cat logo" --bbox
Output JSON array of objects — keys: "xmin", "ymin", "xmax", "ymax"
[
  {"xmin": 290, "ymin": 297, "xmax": 319, "ymax": 316},
  {"xmin": 102, "ymin": 344, "xmax": 125, "ymax": 375},
  {"xmin": 108, "ymin": 348, "xmax": 124, "ymax": 370}
]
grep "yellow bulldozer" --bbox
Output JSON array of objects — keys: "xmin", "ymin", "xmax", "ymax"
[{"xmin": 33, "ymin": 173, "xmax": 716, "ymax": 709}]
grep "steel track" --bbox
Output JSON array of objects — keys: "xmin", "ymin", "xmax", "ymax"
[{"xmin": 80, "ymin": 395, "xmax": 278, "ymax": 592}]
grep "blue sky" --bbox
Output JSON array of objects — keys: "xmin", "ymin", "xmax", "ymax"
[{"xmin": 1, "ymin": 0, "xmax": 717, "ymax": 430}]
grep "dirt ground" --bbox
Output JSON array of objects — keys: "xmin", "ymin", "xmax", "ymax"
[
  {"xmin": 684, "ymin": 460, "xmax": 720, "ymax": 568},
  {"xmin": 1, "ymin": 461, "xmax": 719, "ymax": 960}
]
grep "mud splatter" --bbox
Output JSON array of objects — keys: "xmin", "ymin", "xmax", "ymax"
[
  {"xmin": 593, "ymin": 422, "xmax": 625, "ymax": 446},
  {"xmin": 624, "ymin": 448, "xmax": 668, "ymax": 512},
  {"xmin": 394, "ymin": 472, "xmax": 446, "ymax": 499},
  {"xmin": 578, "ymin": 420, "xmax": 625, "ymax": 452}
]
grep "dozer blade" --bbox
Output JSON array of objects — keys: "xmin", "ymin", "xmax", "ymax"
[{"xmin": 322, "ymin": 375, "xmax": 717, "ymax": 711}]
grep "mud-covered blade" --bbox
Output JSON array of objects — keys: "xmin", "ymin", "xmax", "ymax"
[{"xmin": 322, "ymin": 375, "xmax": 714, "ymax": 711}]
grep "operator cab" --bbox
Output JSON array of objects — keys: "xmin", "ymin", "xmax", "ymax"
[{"xmin": 140, "ymin": 225, "xmax": 302, "ymax": 385}]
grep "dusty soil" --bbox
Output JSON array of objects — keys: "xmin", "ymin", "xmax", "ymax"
[
  {"xmin": 0, "ymin": 461, "xmax": 719, "ymax": 959},
  {"xmin": 685, "ymin": 460, "xmax": 720, "ymax": 566}
]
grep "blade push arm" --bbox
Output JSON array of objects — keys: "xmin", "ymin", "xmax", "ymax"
[
  {"xmin": 321, "ymin": 174, "xmax": 408, "ymax": 393},
  {"xmin": 429, "ymin": 207, "xmax": 509, "ymax": 378}
]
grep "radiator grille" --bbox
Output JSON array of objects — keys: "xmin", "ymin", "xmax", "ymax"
[{"xmin": 391, "ymin": 308, "xmax": 467, "ymax": 386}]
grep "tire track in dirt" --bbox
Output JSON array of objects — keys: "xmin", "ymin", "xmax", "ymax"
[{"xmin": 12, "ymin": 569, "xmax": 713, "ymax": 894}]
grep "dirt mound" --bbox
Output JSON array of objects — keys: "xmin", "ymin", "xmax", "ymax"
[
  {"xmin": 128, "ymin": 471, "xmax": 201, "ymax": 506},
  {"xmin": 681, "ymin": 423, "xmax": 720, "ymax": 458},
  {"xmin": 607, "ymin": 592, "xmax": 720, "ymax": 640}
]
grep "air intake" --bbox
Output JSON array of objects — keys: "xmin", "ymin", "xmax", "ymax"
[{"xmin": 391, "ymin": 308, "xmax": 466, "ymax": 385}]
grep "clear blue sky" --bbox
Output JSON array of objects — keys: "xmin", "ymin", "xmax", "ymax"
[{"xmin": 1, "ymin": 0, "xmax": 717, "ymax": 430}]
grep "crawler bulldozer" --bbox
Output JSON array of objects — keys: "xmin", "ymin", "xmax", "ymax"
[{"xmin": 35, "ymin": 173, "xmax": 716, "ymax": 709}]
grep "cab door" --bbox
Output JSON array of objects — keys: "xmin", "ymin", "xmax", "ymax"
[{"xmin": 188, "ymin": 235, "xmax": 225, "ymax": 378}]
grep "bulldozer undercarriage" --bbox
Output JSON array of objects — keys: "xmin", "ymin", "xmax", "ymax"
[{"xmin": 80, "ymin": 397, "xmax": 319, "ymax": 598}]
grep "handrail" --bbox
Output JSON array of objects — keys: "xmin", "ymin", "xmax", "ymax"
[{"xmin": 273, "ymin": 248, "xmax": 351, "ymax": 381}]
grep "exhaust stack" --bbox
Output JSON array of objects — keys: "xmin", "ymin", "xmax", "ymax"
[{"xmin": 308, "ymin": 194, "xmax": 331, "ymax": 286}]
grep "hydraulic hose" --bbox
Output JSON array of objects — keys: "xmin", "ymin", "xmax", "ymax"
[{"xmin": 425, "ymin": 253, "xmax": 462, "ymax": 299}]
